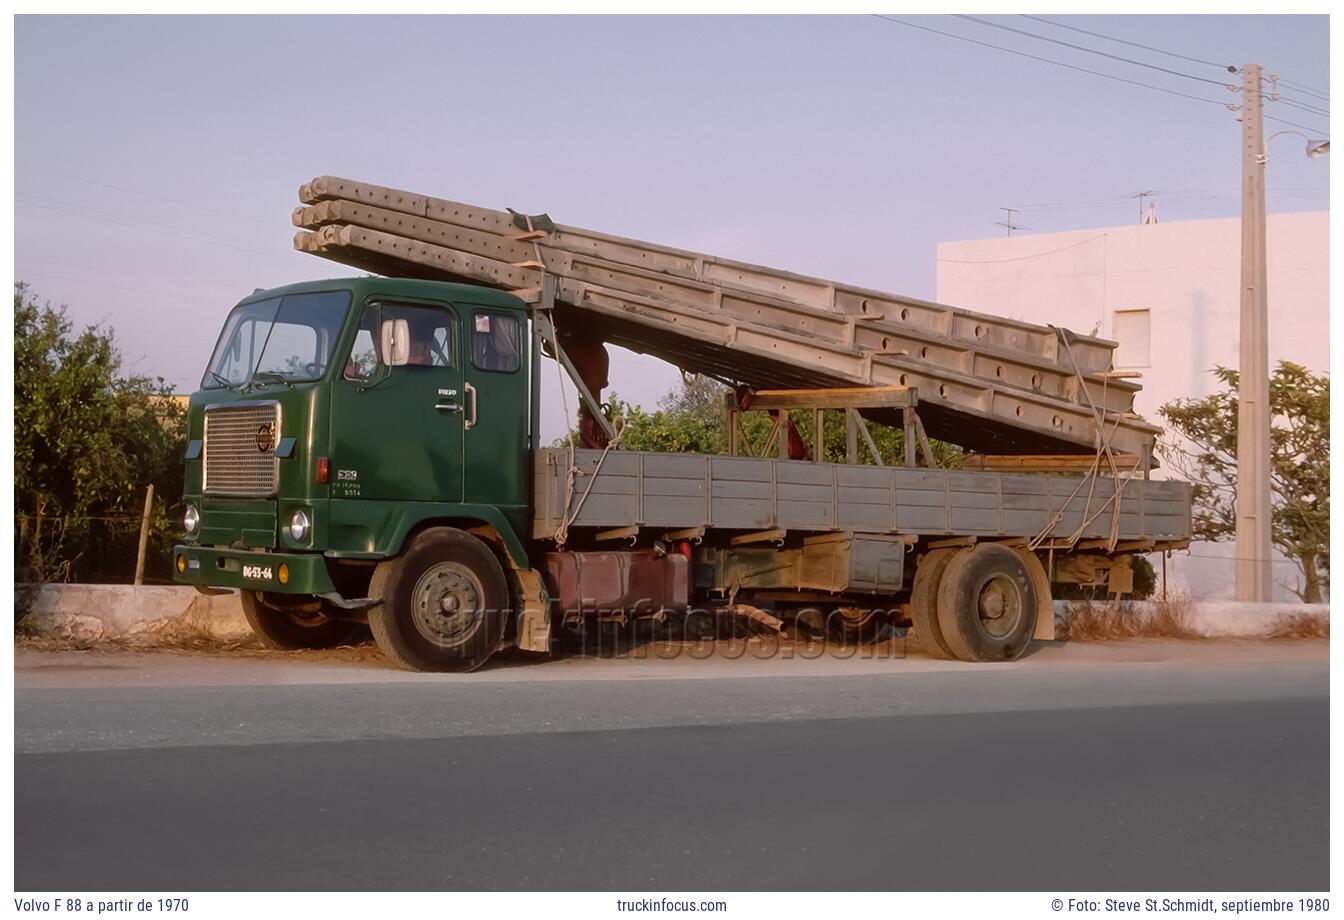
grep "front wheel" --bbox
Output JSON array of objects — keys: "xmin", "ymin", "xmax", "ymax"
[
  {"xmin": 240, "ymin": 591, "xmax": 359, "ymax": 650},
  {"xmin": 368, "ymin": 527, "xmax": 509, "ymax": 672}
]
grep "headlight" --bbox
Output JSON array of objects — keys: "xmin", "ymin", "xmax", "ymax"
[
  {"xmin": 289, "ymin": 509, "xmax": 310, "ymax": 542},
  {"xmin": 183, "ymin": 504, "xmax": 200, "ymax": 535}
]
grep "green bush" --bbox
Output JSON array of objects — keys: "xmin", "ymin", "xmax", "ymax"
[{"xmin": 14, "ymin": 283, "xmax": 185, "ymax": 586}]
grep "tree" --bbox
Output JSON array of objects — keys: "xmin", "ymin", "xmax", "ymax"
[
  {"xmin": 1159, "ymin": 362, "xmax": 1328, "ymax": 603},
  {"xmin": 14, "ymin": 283, "xmax": 186, "ymax": 586},
  {"xmin": 608, "ymin": 375, "xmax": 730, "ymax": 455},
  {"xmin": 563, "ymin": 374, "xmax": 962, "ymax": 469}
]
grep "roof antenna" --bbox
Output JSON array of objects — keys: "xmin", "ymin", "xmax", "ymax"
[{"xmin": 994, "ymin": 207, "xmax": 1024, "ymax": 237}]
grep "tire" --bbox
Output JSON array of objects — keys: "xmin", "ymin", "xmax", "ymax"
[
  {"xmin": 367, "ymin": 527, "xmax": 510, "ymax": 672},
  {"xmin": 1014, "ymin": 547, "xmax": 1055, "ymax": 642},
  {"xmin": 240, "ymin": 591, "xmax": 359, "ymax": 650},
  {"xmin": 909, "ymin": 548, "xmax": 958, "ymax": 659},
  {"xmin": 936, "ymin": 544, "xmax": 1038, "ymax": 662}
]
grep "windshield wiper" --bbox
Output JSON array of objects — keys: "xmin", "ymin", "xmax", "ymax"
[
  {"xmin": 243, "ymin": 370, "xmax": 294, "ymax": 393},
  {"xmin": 207, "ymin": 371, "xmax": 240, "ymax": 391}
]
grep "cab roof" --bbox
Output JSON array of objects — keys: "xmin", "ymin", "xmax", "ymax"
[{"xmin": 239, "ymin": 277, "xmax": 528, "ymax": 312}]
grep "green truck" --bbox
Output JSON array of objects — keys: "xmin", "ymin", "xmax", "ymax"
[{"xmin": 174, "ymin": 272, "xmax": 1192, "ymax": 672}]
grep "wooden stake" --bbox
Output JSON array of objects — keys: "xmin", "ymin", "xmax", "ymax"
[{"xmin": 134, "ymin": 485, "xmax": 154, "ymax": 586}]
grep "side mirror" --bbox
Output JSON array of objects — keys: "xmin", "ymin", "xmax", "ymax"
[{"xmin": 379, "ymin": 318, "xmax": 410, "ymax": 367}]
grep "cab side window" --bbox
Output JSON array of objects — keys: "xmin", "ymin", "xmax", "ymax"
[
  {"xmin": 471, "ymin": 312, "xmax": 521, "ymax": 373},
  {"xmin": 344, "ymin": 325, "xmax": 378, "ymax": 381},
  {"xmin": 344, "ymin": 302, "xmax": 455, "ymax": 381},
  {"xmin": 396, "ymin": 304, "xmax": 454, "ymax": 368}
]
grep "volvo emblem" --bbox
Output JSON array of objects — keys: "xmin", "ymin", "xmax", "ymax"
[{"xmin": 256, "ymin": 423, "xmax": 276, "ymax": 454}]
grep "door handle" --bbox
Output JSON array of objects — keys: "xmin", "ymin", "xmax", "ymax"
[
  {"xmin": 464, "ymin": 382, "xmax": 478, "ymax": 430},
  {"xmin": 434, "ymin": 400, "xmax": 462, "ymax": 413}
]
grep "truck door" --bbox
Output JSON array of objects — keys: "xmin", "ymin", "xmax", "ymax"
[
  {"xmin": 329, "ymin": 299, "xmax": 465, "ymax": 505},
  {"xmin": 460, "ymin": 306, "xmax": 529, "ymax": 522}
]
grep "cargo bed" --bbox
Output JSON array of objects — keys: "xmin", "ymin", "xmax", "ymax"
[{"xmin": 532, "ymin": 449, "xmax": 1191, "ymax": 548}]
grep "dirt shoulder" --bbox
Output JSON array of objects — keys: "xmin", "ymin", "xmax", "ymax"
[{"xmin": 14, "ymin": 635, "xmax": 1328, "ymax": 689}]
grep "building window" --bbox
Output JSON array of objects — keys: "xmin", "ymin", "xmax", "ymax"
[{"xmin": 1112, "ymin": 309, "xmax": 1151, "ymax": 368}]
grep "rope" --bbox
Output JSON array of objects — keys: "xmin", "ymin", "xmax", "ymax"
[
  {"xmin": 546, "ymin": 303, "xmax": 580, "ymax": 547},
  {"xmin": 521, "ymin": 210, "xmax": 584, "ymax": 551},
  {"xmin": 545, "ymin": 299, "xmax": 628, "ymax": 548},
  {"xmin": 552, "ymin": 415, "xmax": 625, "ymax": 548},
  {"xmin": 1029, "ymin": 328, "xmax": 1135, "ymax": 553}
]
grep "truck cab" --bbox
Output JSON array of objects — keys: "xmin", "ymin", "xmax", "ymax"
[{"xmin": 174, "ymin": 278, "xmax": 533, "ymax": 669}]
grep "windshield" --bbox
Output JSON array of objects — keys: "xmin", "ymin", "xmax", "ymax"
[{"xmin": 202, "ymin": 290, "xmax": 352, "ymax": 389}]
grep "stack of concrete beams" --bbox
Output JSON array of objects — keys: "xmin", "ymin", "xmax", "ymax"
[{"xmin": 292, "ymin": 175, "xmax": 1159, "ymax": 456}]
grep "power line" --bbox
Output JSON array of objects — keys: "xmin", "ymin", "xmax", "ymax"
[
  {"xmin": 26, "ymin": 165, "xmax": 275, "ymax": 227},
  {"xmin": 871, "ymin": 16, "xmax": 1234, "ymax": 110},
  {"xmin": 1014, "ymin": 186, "xmax": 1324, "ymax": 211},
  {"xmin": 1019, "ymin": 191, "xmax": 1326, "ymax": 215},
  {"xmin": 1264, "ymin": 113, "xmax": 1329, "ymax": 134},
  {"xmin": 1271, "ymin": 97, "xmax": 1329, "ymax": 118},
  {"xmin": 1264, "ymin": 80, "xmax": 1330, "ymax": 114},
  {"xmin": 888, "ymin": 15, "xmax": 1328, "ymax": 134},
  {"xmin": 956, "ymin": 14, "xmax": 1235, "ymax": 87},
  {"xmin": 1273, "ymin": 76, "xmax": 1330, "ymax": 101},
  {"xmin": 937, "ymin": 234, "xmax": 1109, "ymax": 264},
  {"xmin": 1159, "ymin": 191, "xmax": 1326, "ymax": 202},
  {"xmin": 1019, "ymin": 14, "xmax": 1234, "ymax": 72},
  {"xmin": 15, "ymin": 267, "xmax": 226, "ymax": 307},
  {"xmin": 16, "ymin": 194, "xmax": 304, "ymax": 265}
]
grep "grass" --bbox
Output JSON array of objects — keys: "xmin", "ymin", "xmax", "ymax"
[
  {"xmin": 1267, "ymin": 611, "xmax": 1330, "ymax": 639},
  {"xmin": 1063, "ymin": 594, "xmax": 1197, "ymax": 641},
  {"xmin": 15, "ymin": 632, "xmax": 265, "ymax": 653}
]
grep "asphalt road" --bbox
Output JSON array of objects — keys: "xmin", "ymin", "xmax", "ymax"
[{"xmin": 14, "ymin": 641, "xmax": 1329, "ymax": 891}]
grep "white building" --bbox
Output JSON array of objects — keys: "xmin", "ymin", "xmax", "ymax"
[{"xmin": 937, "ymin": 211, "xmax": 1329, "ymax": 602}]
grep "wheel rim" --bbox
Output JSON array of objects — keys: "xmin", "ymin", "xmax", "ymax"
[
  {"xmin": 976, "ymin": 574, "xmax": 1024, "ymax": 640},
  {"xmin": 411, "ymin": 562, "xmax": 486, "ymax": 648}
]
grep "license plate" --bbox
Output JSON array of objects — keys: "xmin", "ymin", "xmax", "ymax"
[{"xmin": 242, "ymin": 564, "xmax": 273, "ymax": 581}]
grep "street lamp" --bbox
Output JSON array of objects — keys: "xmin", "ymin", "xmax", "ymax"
[{"xmin": 1259, "ymin": 129, "xmax": 1331, "ymax": 164}]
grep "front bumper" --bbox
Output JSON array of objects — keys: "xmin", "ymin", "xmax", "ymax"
[{"xmin": 172, "ymin": 545, "xmax": 337, "ymax": 595}]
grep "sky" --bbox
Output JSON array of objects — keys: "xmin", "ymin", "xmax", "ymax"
[{"xmin": 13, "ymin": 14, "xmax": 1331, "ymax": 440}]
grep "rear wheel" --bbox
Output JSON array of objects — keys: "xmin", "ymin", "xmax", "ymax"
[
  {"xmin": 908, "ymin": 548, "xmax": 957, "ymax": 659},
  {"xmin": 240, "ymin": 591, "xmax": 359, "ymax": 650},
  {"xmin": 368, "ymin": 527, "xmax": 509, "ymax": 672},
  {"xmin": 936, "ymin": 544, "xmax": 1037, "ymax": 662}
]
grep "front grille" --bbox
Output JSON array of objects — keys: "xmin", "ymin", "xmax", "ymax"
[{"xmin": 204, "ymin": 402, "xmax": 281, "ymax": 497}]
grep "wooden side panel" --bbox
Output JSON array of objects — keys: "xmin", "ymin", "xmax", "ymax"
[{"xmin": 531, "ymin": 449, "xmax": 1193, "ymax": 545}]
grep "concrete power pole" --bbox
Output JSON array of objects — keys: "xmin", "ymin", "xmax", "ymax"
[{"xmin": 1235, "ymin": 62, "xmax": 1274, "ymax": 602}]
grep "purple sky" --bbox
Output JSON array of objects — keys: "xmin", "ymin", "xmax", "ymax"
[{"xmin": 15, "ymin": 14, "xmax": 1329, "ymax": 438}]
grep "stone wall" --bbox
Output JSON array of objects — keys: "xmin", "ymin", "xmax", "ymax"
[{"xmin": 18, "ymin": 584, "xmax": 250, "ymax": 642}]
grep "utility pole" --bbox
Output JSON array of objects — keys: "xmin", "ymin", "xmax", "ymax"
[
  {"xmin": 1235, "ymin": 62, "xmax": 1273, "ymax": 602},
  {"xmin": 996, "ymin": 207, "xmax": 1021, "ymax": 237}
]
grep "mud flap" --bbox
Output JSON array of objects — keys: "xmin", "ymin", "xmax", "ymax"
[{"xmin": 510, "ymin": 567, "xmax": 552, "ymax": 653}]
